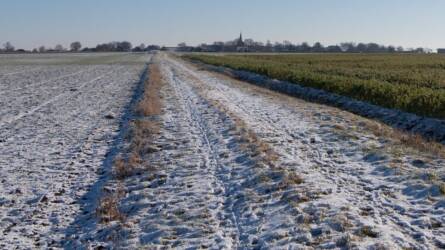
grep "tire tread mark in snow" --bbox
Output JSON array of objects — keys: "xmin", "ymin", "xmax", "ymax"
[{"xmin": 167, "ymin": 63, "xmax": 243, "ymax": 248}]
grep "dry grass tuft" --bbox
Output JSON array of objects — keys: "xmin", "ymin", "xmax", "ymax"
[
  {"xmin": 363, "ymin": 120, "xmax": 445, "ymax": 157},
  {"xmin": 130, "ymin": 120, "xmax": 160, "ymax": 154},
  {"xmin": 113, "ymin": 157, "xmax": 135, "ymax": 180},
  {"xmin": 96, "ymin": 185, "xmax": 126, "ymax": 223},
  {"xmin": 128, "ymin": 152, "xmax": 142, "ymax": 168},
  {"xmin": 136, "ymin": 64, "xmax": 163, "ymax": 116},
  {"xmin": 332, "ymin": 124, "xmax": 346, "ymax": 131},
  {"xmin": 282, "ymin": 172, "xmax": 304, "ymax": 186},
  {"xmin": 113, "ymin": 152, "xmax": 143, "ymax": 180},
  {"xmin": 359, "ymin": 226, "xmax": 379, "ymax": 238},
  {"xmin": 97, "ymin": 195, "xmax": 125, "ymax": 223},
  {"xmin": 394, "ymin": 130, "xmax": 444, "ymax": 157}
]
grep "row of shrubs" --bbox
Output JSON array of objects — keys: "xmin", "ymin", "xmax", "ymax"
[{"xmin": 184, "ymin": 54, "xmax": 445, "ymax": 119}]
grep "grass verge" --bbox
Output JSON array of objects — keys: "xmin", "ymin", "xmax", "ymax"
[{"xmin": 96, "ymin": 63, "xmax": 164, "ymax": 224}]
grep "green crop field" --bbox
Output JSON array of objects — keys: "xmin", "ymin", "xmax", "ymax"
[{"xmin": 183, "ymin": 53, "xmax": 445, "ymax": 119}]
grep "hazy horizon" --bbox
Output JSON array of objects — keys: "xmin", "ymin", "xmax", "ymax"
[{"xmin": 1, "ymin": 0, "xmax": 445, "ymax": 50}]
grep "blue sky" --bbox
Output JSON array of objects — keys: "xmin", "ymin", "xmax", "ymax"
[{"xmin": 1, "ymin": 0, "xmax": 444, "ymax": 50}]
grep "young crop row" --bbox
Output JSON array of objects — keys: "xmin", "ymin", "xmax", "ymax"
[{"xmin": 184, "ymin": 54, "xmax": 445, "ymax": 119}]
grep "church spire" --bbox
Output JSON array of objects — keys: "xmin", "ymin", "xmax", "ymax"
[{"xmin": 237, "ymin": 32, "xmax": 244, "ymax": 47}]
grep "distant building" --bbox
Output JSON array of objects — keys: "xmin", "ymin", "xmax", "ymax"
[
  {"xmin": 236, "ymin": 33, "xmax": 249, "ymax": 52},
  {"xmin": 438, "ymin": 48, "xmax": 445, "ymax": 54},
  {"xmin": 236, "ymin": 33, "xmax": 244, "ymax": 47}
]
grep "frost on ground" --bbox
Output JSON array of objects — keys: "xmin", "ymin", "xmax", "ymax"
[
  {"xmin": 65, "ymin": 53, "xmax": 445, "ymax": 249},
  {"xmin": 2, "ymin": 52, "xmax": 445, "ymax": 249},
  {"xmin": 160, "ymin": 55, "xmax": 445, "ymax": 249},
  {"xmin": 0, "ymin": 53, "xmax": 149, "ymax": 248}
]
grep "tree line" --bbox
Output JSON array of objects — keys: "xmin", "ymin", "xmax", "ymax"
[
  {"xmin": 1, "ymin": 39, "xmax": 433, "ymax": 54},
  {"xmin": 0, "ymin": 41, "xmax": 161, "ymax": 53},
  {"xmin": 177, "ymin": 39, "xmax": 432, "ymax": 53}
]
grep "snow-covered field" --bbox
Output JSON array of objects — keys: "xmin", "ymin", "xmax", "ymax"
[
  {"xmin": 1, "ymin": 52, "xmax": 444, "ymax": 249},
  {"xmin": 0, "ymin": 53, "xmax": 149, "ymax": 248}
]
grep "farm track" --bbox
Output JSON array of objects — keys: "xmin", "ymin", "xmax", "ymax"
[
  {"xmin": 172, "ymin": 57, "xmax": 445, "ymax": 248},
  {"xmin": 139, "ymin": 54, "xmax": 445, "ymax": 249},
  {"xmin": 69, "ymin": 54, "xmax": 445, "ymax": 249}
]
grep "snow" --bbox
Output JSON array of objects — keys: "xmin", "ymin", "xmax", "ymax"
[
  {"xmin": 0, "ymin": 53, "xmax": 149, "ymax": 248},
  {"xmin": 1, "ymin": 52, "xmax": 444, "ymax": 249},
  {"xmin": 67, "ymin": 54, "xmax": 445, "ymax": 248},
  {"xmin": 157, "ymin": 54, "xmax": 445, "ymax": 249},
  {"xmin": 196, "ymin": 61, "xmax": 445, "ymax": 145}
]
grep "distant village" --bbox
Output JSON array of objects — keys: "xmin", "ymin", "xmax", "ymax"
[
  {"xmin": 174, "ymin": 33, "xmax": 440, "ymax": 53},
  {"xmin": 1, "ymin": 34, "xmax": 444, "ymax": 53}
]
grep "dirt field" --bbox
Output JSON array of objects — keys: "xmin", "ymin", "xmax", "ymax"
[{"xmin": 0, "ymin": 53, "xmax": 149, "ymax": 247}]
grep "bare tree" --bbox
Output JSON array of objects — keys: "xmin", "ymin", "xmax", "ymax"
[
  {"xmin": 3, "ymin": 42, "xmax": 15, "ymax": 52},
  {"xmin": 38, "ymin": 46, "xmax": 46, "ymax": 53},
  {"xmin": 132, "ymin": 43, "xmax": 146, "ymax": 52},
  {"xmin": 244, "ymin": 39, "xmax": 255, "ymax": 47},
  {"xmin": 116, "ymin": 41, "xmax": 132, "ymax": 51},
  {"xmin": 300, "ymin": 42, "xmax": 310, "ymax": 52},
  {"xmin": 312, "ymin": 42, "xmax": 325, "ymax": 52},
  {"xmin": 55, "ymin": 44, "xmax": 64, "ymax": 52},
  {"xmin": 70, "ymin": 41, "xmax": 82, "ymax": 52}
]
